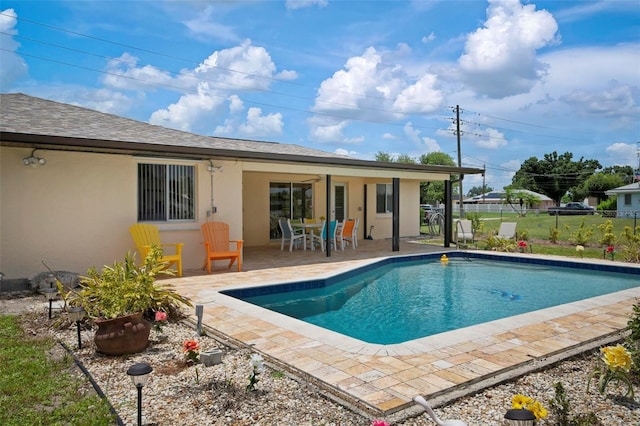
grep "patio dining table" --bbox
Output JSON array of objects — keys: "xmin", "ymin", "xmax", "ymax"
[{"xmin": 290, "ymin": 222, "xmax": 324, "ymax": 251}]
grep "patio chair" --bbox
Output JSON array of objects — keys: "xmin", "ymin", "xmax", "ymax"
[
  {"xmin": 278, "ymin": 218, "xmax": 306, "ymax": 251},
  {"xmin": 497, "ymin": 222, "xmax": 517, "ymax": 240},
  {"xmin": 352, "ymin": 218, "xmax": 360, "ymax": 248},
  {"xmin": 129, "ymin": 223, "xmax": 183, "ymax": 277},
  {"xmin": 201, "ymin": 221, "xmax": 243, "ymax": 273},
  {"xmin": 455, "ymin": 219, "xmax": 475, "ymax": 249},
  {"xmin": 338, "ymin": 219, "xmax": 357, "ymax": 250},
  {"xmin": 309, "ymin": 220, "xmax": 338, "ymax": 252}
]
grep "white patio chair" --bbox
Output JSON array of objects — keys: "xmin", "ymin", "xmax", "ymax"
[
  {"xmin": 497, "ymin": 222, "xmax": 517, "ymax": 240},
  {"xmin": 278, "ymin": 218, "xmax": 306, "ymax": 251},
  {"xmin": 455, "ymin": 219, "xmax": 475, "ymax": 249}
]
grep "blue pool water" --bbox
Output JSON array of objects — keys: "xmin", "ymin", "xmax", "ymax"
[{"xmin": 223, "ymin": 254, "xmax": 639, "ymax": 344}]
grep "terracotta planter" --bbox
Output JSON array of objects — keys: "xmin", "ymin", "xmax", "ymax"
[{"xmin": 94, "ymin": 312, "xmax": 150, "ymax": 355}]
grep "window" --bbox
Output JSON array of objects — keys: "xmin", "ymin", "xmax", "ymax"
[
  {"xmin": 624, "ymin": 194, "xmax": 632, "ymax": 206},
  {"xmin": 376, "ymin": 183, "xmax": 393, "ymax": 213},
  {"xmin": 138, "ymin": 163, "xmax": 195, "ymax": 221}
]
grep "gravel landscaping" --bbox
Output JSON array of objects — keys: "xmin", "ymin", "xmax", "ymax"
[{"xmin": 3, "ymin": 293, "xmax": 639, "ymax": 425}]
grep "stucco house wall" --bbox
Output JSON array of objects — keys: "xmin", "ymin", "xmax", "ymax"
[
  {"xmin": 1, "ymin": 94, "xmax": 484, "ymax": 281},
  {"xmin": 0, "ymin": 146, "xmax": 245, "ymax": 280}
]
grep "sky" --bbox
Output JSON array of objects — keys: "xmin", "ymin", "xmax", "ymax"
[{"xmin": 1, "ymin": 0, "xmax": 639, "ymax": 191}]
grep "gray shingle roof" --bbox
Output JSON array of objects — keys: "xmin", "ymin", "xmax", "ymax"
[
  {"xmin": 0, "ymin": 93, "xmax": 348, "ymax": 159},
  {"xmin": 0, "ymin": 93, "xmax": 484, "ymax": 176}
]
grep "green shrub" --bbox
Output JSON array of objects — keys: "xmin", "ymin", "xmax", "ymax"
[
  {"xmin": 549, "ymin": 226, "xmax": 561, "ymax": 243},
  {"xmin": 62, "ymin": 246, "xmax": 192, "ymax": 320},
  {"xmin": 483, "ymin": 235, "xmax": 515, "ymax": 252},
  {"xmin": 597, "ymin": 220, "xmax": 616, "ymax": 246},
  {"xmin": 619, "ymin": 226, "xmax": 640, "ymax": 263},
  {"xmin": 549, "ymin": 382, "xmax": 603, "ymax": 426},
  {"xmin": 597, "ymin": 197, "xmax": 616, "ymax": 211},
  {"xmin": 626, "ymin": 300, "xmax": 640, "ymax": 376},
  {"xmin": 565, "ymin": 218, "xmax": 594, "ymax": 246}
]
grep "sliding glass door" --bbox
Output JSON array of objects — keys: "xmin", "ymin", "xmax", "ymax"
[{"xmin": 269, "ymin": 182, "xmax": 312, "ymax": 239}]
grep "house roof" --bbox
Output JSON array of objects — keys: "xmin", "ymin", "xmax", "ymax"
[
  {"xmin": 0, "ymin": 93, "xmax": 484, "ymax": 178},
  {"xmin": 605, "ymin": 182, "xmax": 640, "ymax": 195}
]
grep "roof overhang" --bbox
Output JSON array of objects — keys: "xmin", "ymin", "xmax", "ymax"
[{"xmin": 0, "ymin": 131, "xmax": 485, "ymax": 180}]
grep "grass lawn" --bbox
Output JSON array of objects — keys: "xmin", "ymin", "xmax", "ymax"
[
  {"xmin": 0, "ymin": 315, "xmax": 115, "ymax": 426},
  {"xmin": 421, "ymin": 213, "xmax": 639, "ymax": 260}
]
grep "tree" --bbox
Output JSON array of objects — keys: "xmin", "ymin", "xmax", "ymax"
[
  {"xmin": 396, "ymin": 154, "xmax": 416, "ymax": 164},
  {"xmin": 503, "ymin": 187, "xmax": 541, "ymax": 216},
  {"xmin": 419, "ymin": 152, "xmax": 456, "ymax": 204},
  {"xmin": 602, "ymin": 165, "xmax": 635, "ymax": 184},
  {"xmin": 582, "ymin": 173, "xmax": 624, "ymax": 204},
  {"xmin": 511, "ymin": 151, "xmax": 601, "ymax": 206},
  {"xmin": 375, "ymin": 151, "xmax": 393, "ymax": 162},
  {"xmin": 467, "ymin": 185, "xmax": 493, "ymax": 197}
]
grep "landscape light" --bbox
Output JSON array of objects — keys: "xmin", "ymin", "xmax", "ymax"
[{"xmin": 126, "ymin": 362, "xmax": 153, "ymax": 426}]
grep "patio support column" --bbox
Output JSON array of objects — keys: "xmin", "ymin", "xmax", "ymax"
[
  {"xmin": 392, "ymin": 177, "xmax": 400, "ymax": 251},
  {"xmin": 325, "ymin": 174, "xmax": 332, "ymax": 257},
  {"xmin": 444, "ymin": 179, "xmax": 452, "ymax": 247}
]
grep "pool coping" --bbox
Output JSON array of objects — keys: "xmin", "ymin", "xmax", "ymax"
[{"xmin": 169, "ymin": 251, "xmax": 640, "ymax": 421}]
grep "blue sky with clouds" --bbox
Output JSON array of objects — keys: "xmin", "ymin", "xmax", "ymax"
[{"xmin": 1, "ymin": 0, "xmax": 639, "ymax": 191}]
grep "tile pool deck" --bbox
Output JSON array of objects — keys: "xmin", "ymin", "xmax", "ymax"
[{"xmin": 166, "ymin": 241, "xmax": 640, "ymax": 421}]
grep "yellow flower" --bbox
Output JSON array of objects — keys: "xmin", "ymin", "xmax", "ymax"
[
  {"xmin": 528, "ymin": 400, "xmax": 548, "ymax": 420},
  {"xmin": 601, "ymin": 344, "xmax": 633, "ymax": 372},
  {"xmin": 511, "ymin": 394, "xmax": 532, "ymax": 409},
  {"xmin": 511, "ymin": 394, "xmax": 547, "ymax": 420}
]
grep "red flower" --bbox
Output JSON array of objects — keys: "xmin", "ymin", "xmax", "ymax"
[
  {"xmin": 155, "ymin": 311, "xmax": 167, "ymax": 322},
  {"xmin": 183, "ymin": 339, "xmax": 200, "ymax": 353},
  {"xmin": 518, "ymin": 241, "xmax": 527, "ymax": 248},
  {"xmin": 606, "ymin": 245, "xmax": 614, "ymax": 253}
]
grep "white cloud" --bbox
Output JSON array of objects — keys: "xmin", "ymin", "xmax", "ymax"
[
  {"xmin": 309, "ymin": 46, "xmax": 444, "ymax": 140},
  {"xmin": 150, "ymin": 40, "xmax": 285, "ymax": 133},
  {"xmin": 422, "ymin": 32, "xmax": 436, "ymax": 44},
  {"xmin": 182, "ymin": 5, "xmax": 239, "ymax": 43},
  {"xmin": 393, "ymin": 74, "xmax": 443, "ymax": 113},
  {"xmin": 228, "ymin": 95, "xmax": 244, "ymax": 114},
  {"xmin": 334, "ymin": 148, "xmax": 357, "ymax": 157},
  {"xmin": 103, "ymin": 53, "xmax": 175, "ymax": 91},
  {"xmin": 208, "ymin": 97, "xmax": 284, "ymax": 139},
  {"xmin": 0, "ymin": 9, "xmax": 28, "ymax": 91},
  {"xmin": 560, "ymin": 80, "xmax": 639, "ymax": 123},
  {"xmin": 404, "ymin": 122, "xmax": 441, "ymax": 152},
  {"xmin": 149, "ymin": 83, "xmax": 224, "ymax": 132},
  {"xmin": 474, "ymin": 127, "xmax": 508, "ymax": 149},
  {"xmin": 191, "ymin": 40, "xmax": 277, "ymax": 92},
  {"xmin": 606, "ymin": 143, "xmax": 638, "ymax": 167},
  {"xmin": 285, "ymin": 0, "xmax": 328, "ymax": 10},
  {"xmin": 237, "ymin": 107, "xmax": 284, "ymax": 137},
  {"xmin": 276, "ymin": 69, "xmax": 298, "ymax": 80},
  {"xmin": 458, "ymin": 0, "xmax": 559, "ymax": 98},
  {"xmin": 382, "ymin": 133, "xmax": 397, "ymax": 140}
]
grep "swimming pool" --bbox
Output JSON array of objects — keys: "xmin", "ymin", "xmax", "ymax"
[{"xmin": 223, "ymin": 252, "xmax": 640, "ymax": 345}]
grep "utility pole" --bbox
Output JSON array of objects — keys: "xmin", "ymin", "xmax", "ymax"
[{"xmin": 455, "ymin": 105, "xmax": 464, "ymax": 218}]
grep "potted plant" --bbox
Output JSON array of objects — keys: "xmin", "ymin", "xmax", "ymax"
[{"xmin": 65, "ymin": 246, "xmax": 192, "ymax": 355}]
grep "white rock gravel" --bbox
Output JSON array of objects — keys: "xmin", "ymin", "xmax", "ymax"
[{"xmin": 5, "ymin": 295, "xmax": 640, "ymax": 426}]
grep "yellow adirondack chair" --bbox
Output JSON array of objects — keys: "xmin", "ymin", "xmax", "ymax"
[
  {"xmin": 201, "ymin": 222, "xmax": 243, "ymax": 273},
  {"xmin": 129, "ymin": 224, "xmax": 184, "ymax": 277}
]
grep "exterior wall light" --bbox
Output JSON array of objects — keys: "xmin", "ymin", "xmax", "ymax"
[{"xmin": 22, "ymin": 149, "xmax": 47, "ymax": 166}]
